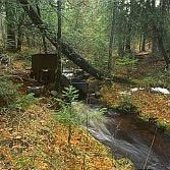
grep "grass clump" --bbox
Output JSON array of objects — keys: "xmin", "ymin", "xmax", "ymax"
[
  {"xmin": 115, "ymin": 56, "xmax": 138, "ymax": 78},
  {"xmin": 0, "ymin": 77, "xmax": 20, "ymax": 107},
  {"xmin": 113, "ymin": 93, "xmax": 139, "ymax": 114},
  {"xmin": 0, "ymin": 76, "xmax": 37, "ymax": 113},
  {"xmin": 142, "ymin": 70, "xmax": 170, "ymax": 89}
]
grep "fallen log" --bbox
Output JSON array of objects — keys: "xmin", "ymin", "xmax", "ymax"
[
  {"xmin": 18, "ymin": 0, "xmax": 105, "ymax": 80},
  {"xmin": 18, "ymin": 0, "xmax": 135, "ymax": 84}
]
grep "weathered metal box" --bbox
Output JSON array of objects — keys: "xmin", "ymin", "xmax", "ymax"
[{"xmin": 30, "ymin": 54, "xmax": 58, "ymax": 83}]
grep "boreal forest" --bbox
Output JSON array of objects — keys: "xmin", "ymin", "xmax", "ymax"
[{"xmin": 0, "ymin": 0, "xmax": 170, "ymax": 169}]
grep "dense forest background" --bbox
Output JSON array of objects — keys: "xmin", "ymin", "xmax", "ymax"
[{"xmin": 1, "ymin": 0, "xmax": 170, "ymax": 72}]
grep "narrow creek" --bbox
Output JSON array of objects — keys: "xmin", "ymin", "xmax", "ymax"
[
  {"xmin": 88, "ymin": 109, "xmax": 170, "ymax": 170},
  {"xmin": 63, "ymin": 69, "xmax": 170, "ymax": 169}
]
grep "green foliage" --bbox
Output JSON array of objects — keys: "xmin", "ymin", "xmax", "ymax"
[
  {"xmin": 54, "ymin": 85, "xmax": 104, "ymax": 144},
  {"xmin": 54, "ymin": 86, "xmax": 82, "ymax": 127},
  {"xmin": 55, "ymin": 86, "xmax": 80, "ymax": 126},
  {"xmin": 116, "ymin": 56, "xmax": 138, "ymax": 68},
  {"xmin": 141, "ymin": 76, "xmax": 157, "ymax": 87},
  {"xmin": 114, "ymin": 94, "xmax": 139, "ymax": 114},
  {"xmin": 115, "ymin": 102, "xmax": 138, "ymax": 114},
  {"xmin": 62, "ymin": 85, "xmax": 79, "ymax": 104},
  {"xmin": 0, "ymin": 77, "xmax": 20, "ymax": 107},
  {"xmin": 55, "ymin": 86, "xmax": 104, "ymax": 126},
  {"xmin": 158, "ymin": 70, "xmax": 170, "ymax": 88},
  {"xmin": 54, "ymin": 85, "xmax": 80, "ymax": 144},
  {"xmin": 139, "ymin": 69, "xmax": 170, "ymax": 88},
  {"xmin": 0, "ymin": 76, "xmax": 36, "ymax": 112},
  {"xmin": 11, "ymin": 93, "xmax": 37, "ymax": 110},
  {"xmin": 115, "ymin": 55, "xmax": 138, "ymax": 77},
  {"xmin": 115, "ymin": 158, "xmax": 134, "ymax": 170},
  {"xmin": 14, "ymin": 53, "xmax": 32, "ymax": 61},
  {"xmin": 72, "ymin": 103, "xmax": 106, "ymax": 123}
]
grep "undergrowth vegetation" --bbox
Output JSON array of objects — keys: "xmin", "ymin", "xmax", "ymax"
[
  {"xmin": 0, "ymin": 55, "xmax": 134, "ymax": 169},
  {"xmin": 115, "ymin": 55, "xmax": 138, "ymax": 78},
  {"xmin": 0, "ymin": 76, "xmax": 36, "ymax": 113},
  {"xmin": 101, "ymin": 85, "xmax": 139, "ymax": 114},
  {"xmin": 54, "ymin": 86, "xmax": 104, "ymax": 145},
  {"xmin": 0, "ymin": 77, "xmax": 20, "ymax": 107},
  {"xmin": 0, "ymin": 99, "xmax": 134, "ymax": 170},
  {"xmin": 140, "ymin": 70, "xmax": 170, "ymax": 89}
]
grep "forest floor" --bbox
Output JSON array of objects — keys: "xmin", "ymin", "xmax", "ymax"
[
  {"xmin": 1, "ymin": 49, "xmax": 169, "ymax": 170},
  {"xmin": 0, "ymin": 51, "xmax": 134, "ymax": 170},
  {"xmin": 101, "ymin": 52, "xmax": 170, "ymax": 132}
]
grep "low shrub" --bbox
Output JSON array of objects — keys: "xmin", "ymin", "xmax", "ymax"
[
  {"xmin": 0, "ymin": 76, "xmax": 37, "ymax": 112},
  {"xmin": 54, "ymin": 85, "xmax": 104, "ymax": 145},
  {"xmin": 115, "ymin": 55, "xmax": 138, "ymax": 77},
  {"xmin": 0, "ymin": 77, "xmax": 20, "ymax": 107},
  {"xmin": 113, "ymin": 101, "xmax": 139, "ymax": 114},
  {"xmin": 118, "ymin": 94, "xmax": 139, "ymax": 114}
]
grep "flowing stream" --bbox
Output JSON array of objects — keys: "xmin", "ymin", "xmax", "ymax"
[
  {"xmin": 88, "ymin": 110, "xmax": 170, "ymax": 170},
  {"xmin": 64, "ymin": 69, "xmax": 170, "ymax": 169}
]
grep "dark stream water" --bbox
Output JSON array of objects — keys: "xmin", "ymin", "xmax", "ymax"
[
  {"xmin": 88, "ymin": 111, "xmax": 170, "ymax": 170},
  {"xmin": 63, "ymin": 69, "xmax": 170, "ymax": 169}
]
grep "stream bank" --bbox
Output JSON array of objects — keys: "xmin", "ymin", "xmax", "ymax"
[
  {"xmin": 61, "ymin": 67, "xmax": 170, "ymax": 169},
  {"xmin": 86, "ymin": 105, "xmax": 170, "ymax": 170}
]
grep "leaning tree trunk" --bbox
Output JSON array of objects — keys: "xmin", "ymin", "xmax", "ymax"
[
  {"xmin": 18, "ymin": 0, "xmax": 105, "ymax": 80},
  {"xmin": 18, "ymin": 0, "xmax": 133, "ymax": 83}
]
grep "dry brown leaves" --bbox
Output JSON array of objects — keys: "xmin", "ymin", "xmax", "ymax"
[
  {"xmin": 101, "ymin": 85, "xmax": 170, "ymax": 129},
  {"xmin": 0, "ymin": 102, "xmax": 116, "ymax": 170}
]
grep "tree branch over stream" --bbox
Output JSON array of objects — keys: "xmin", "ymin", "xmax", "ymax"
[{"xmin": 18, "ymin": 0, "xmax": 133, "ymax": 84}]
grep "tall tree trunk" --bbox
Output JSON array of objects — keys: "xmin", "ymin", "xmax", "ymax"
[
  {"xmin": 5, "ymin": 1, "xmax": 16, "ymax": 51},
  {"xmin": 118, "ymin": 41, "xmax": 125, "ymax": 57},
  {"xmin": 6, "ymin": 24, "xmax": 16, "ymax": 51},
  {"xmin": 139, "ymin": 34, "xmax": 142, "ymax": 52},
  {"xmin": 125, "ymin": 0, "xmax": 132, "ymax": 54},
  {"xmin": 55, "ymin": 0, "xmax": 62, "ymax": 92},
  {"xmin": 151, "ymin": 0, "xmax": 159, "ymax": 55},
  {"xmin": 155, "ymin": 0, "xmax": 170, "ymax": 68},
  {"xmin": 16, "ymin": 25, "xmax": 22, "ymax": 51},
  {"xmin": 141, "ymin": 32, "xmax": 146, "ymax": 52},
  {"xmin": 42, "ymin": 36, "xmax": 47, "ymax": 53},
  {"xmin": 0, "ymin": 16, "xmax": 6, "ymax": 48},
  {"xmin": 16, "ymin": 12, "xmax": 25, "ymax": 51},
  {"xmin": 26, "ymin": 35, "xmax": 31, "ymax": 46},
  {"xmin": 155, "ymin": 26, "xmax": 170, "ymax": 69},
  {"xmin": 108, "ymin": 2, "xmax": 116, "ymax": 74},
  {"xmin": 152, "ymin": 29, "xmax": 158, "ymax": 55},
  {"xmin": 125, "ymin": 24, "xmax": 131, "ymax": 54},
  {"xmin": 36, "ymin": 4, "xmax": 47, "ymax": 53}
]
